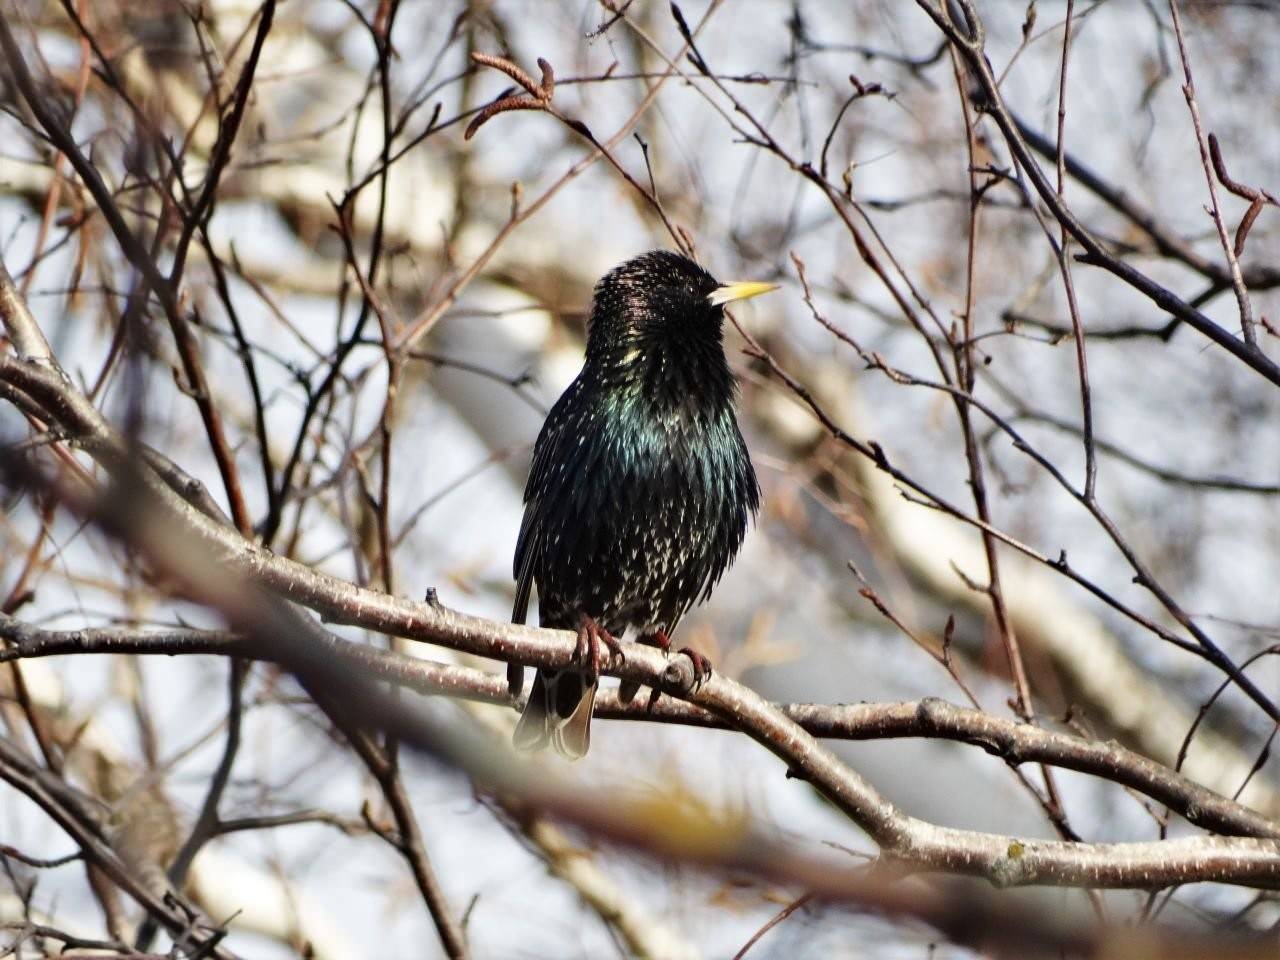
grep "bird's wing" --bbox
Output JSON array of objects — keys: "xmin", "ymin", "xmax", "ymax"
[
  {"xmin": 512, "ymin": 377, "xmax": 579, "ymax": 620},
  {"xmin": 512, "ymin": 376, "xmax": 591, "ymax": 624},
  {"xmin": 511, "ymin": 499, "xmax": 539, "ymax": 625}
]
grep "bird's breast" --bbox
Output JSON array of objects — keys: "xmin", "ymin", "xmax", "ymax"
[{"xmin": 533, "ymin": 385, "xmax": 756, "ymax": 634}]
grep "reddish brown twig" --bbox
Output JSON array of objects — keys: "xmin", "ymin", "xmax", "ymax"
[
  {"xmin": 732, "ymin": 892, "xmax": 814, "ymax": 960},
  {"xmin": 463, "ymin": 50, "xmax": 688, "ymax": 254},
  {"xmin": 1207, "ymin": 132, "xmax": 1278, "ymax": 258},
  {"xmin": 465, "ymin": 53, "xmax": 556, "ymax": 140}
]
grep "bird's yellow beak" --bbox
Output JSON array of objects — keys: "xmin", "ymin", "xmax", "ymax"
[{"xmin": 707, "ymin": 280, "xmax": 779, "ymax": 307}]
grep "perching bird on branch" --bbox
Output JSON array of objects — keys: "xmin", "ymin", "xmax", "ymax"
[{"xmin": 510, "ymin": 250, "xmax": 775, "ymax": 758}]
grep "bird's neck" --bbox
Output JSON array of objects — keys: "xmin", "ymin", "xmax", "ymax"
[{"xmin": 587, "ymin": 324, "xmax": 736, "ymax": 415}]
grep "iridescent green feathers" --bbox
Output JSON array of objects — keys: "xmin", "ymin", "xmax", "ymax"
[{"xmin": 510, "ymin": 251, "xmax": 763, "ymax": 759}]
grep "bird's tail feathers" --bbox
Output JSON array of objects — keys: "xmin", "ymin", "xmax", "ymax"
[
  {"xmin": 552, "ymin": 679, "xmax": 596, "ymax": 759},
  {"xmin": 512, "ymin": 668, "xmax": 596, "ymax": 760}
]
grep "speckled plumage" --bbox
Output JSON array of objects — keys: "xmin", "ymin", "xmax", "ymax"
[{"xmin": 511, "ymin": 251, "xmax": 761, "ymax": 758}]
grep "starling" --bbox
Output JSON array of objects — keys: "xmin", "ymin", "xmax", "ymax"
[{"xmin": 510, "ymin": 250, "xmax": 776, "ymax": 758}]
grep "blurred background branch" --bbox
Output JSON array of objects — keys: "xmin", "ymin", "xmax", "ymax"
[{"xmin": 1, "ymin": 0, "xmax": 1277, "ymax": 957}]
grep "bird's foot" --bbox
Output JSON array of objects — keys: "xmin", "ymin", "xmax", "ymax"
[
  {"xmin": 576, "ymin": 613, "xmax": 623, "ymax": 682},
  {"xmin": 678, "ymin": 646, "xmax": 713, "ymax": 687},
  {"xmin": 644, "ymin": 629, "xmax": 672, "ymax": 653}
]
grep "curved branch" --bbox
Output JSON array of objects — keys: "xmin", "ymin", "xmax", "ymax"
[
  {"xmin": 4, "ymin": 305, "xmax": 1280, "ymax": 892},
  {"xmin": 2, "ymin": 616, "xmax": 1275, "ymax": 842}
]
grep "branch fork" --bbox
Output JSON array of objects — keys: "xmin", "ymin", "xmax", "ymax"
[{"xmin": 465, "ymin": 53, "xmax": 557, "ymax": 140}]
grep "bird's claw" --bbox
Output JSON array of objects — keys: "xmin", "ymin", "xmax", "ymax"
[
  {"xmin": 678, "ymin": 646, "xmax": 712, "ymax": 687},
  {"xmin": 576, "ymin": 614, "xmax": 623, "ymax": 682},
  {"xmin": 648, "ymin": 629, "xmax": 672, "ymax": 653}
]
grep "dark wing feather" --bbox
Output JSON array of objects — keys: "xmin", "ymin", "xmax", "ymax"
[
  {"xmin": 511, "ymin": 500, "xmax": 539, "ymax": 625},
  {"xmin": 512, "ymin": 379, "xmax": 580, "ymax": 612},
  {"xmin": 508, "ymin": 378, "xmax": 587, "ymax": 695},
  {"xmin": 509, "ymin": 466, "xmax": 547, "ymax": 695},
  {"xmin": 512, "ymin": 376, "xmax": 593, "ymax": 618},
  {"xmin": 507, "ymin": 512, "xmax": 536, "ymax": 695}
]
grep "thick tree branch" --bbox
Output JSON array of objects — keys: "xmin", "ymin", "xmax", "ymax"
[
  {"xmin": 3, "ymin": 615, "xmax": 1276, "ymax": 843},
  {"xmin": 1, "ymin": 399, "xmax": 1280, "ymax": 894}
]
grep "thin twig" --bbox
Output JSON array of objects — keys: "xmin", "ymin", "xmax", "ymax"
[{"xmin": 1167, "ymin": 0, "xmax": 1256, "ymax": 346}]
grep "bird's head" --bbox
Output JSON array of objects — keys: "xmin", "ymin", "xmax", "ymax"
[{"xmin": 584, "ymin": 251, "xmax": 777, "ymax": 376}]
